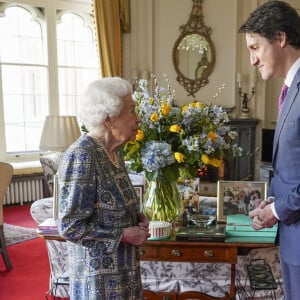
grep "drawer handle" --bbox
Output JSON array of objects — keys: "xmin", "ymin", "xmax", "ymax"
[
  {"xmin": 138, "ymin": 248, "xmax": 145, "ymax": 256},
  {"xmin": 171, "ymin": 249, "xmax": 182, "ymax": 257},
  {"xmin": 204, "ymin": 250, "xmax": 214, "ymax": 257}
]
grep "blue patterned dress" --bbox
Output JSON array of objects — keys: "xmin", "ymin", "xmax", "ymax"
[{"xmin": 57, "ymin": 134, "xmax": 143, "ymax": 300}]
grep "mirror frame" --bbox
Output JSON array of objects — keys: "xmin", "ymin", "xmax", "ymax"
[{"xmin": 172, "ymin": 0, "xmax": 215, "ymax": 97}]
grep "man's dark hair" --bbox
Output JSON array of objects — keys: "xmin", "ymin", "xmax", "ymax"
[{"xmin": 239, "ymin": 0, "xmax": 300, "ymax": 49}]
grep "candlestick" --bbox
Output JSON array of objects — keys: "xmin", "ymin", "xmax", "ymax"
[
  {"xmin": 249, "ymin": 69, "xmax": 256, "ymax": 91},
  {"xmin": 236, "ymin": 72, "xmax": 242, "ymax": 88},
  {"xmin": 237, "ymin": 74, "xmax": 255, "ymax": 119}
]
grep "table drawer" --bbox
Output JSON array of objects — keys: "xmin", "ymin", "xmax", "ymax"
[{"xmin": 139, "ymin": 244, "xmax": 237, "ymax": 263}]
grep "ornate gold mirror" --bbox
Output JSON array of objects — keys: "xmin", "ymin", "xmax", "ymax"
[{"xmin": 172, "ymin": 0, "xmax": 215, "ymax": 97}]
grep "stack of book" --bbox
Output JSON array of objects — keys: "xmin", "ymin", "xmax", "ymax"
[
  {"xmin": 226, "ymin": 214, "xmax": 277, "ymax": 243},
  {"xmin": 38, "ymin": 218, "xmax": 59, "ymax": 236},
  {"xmin": 175, "ymin": 224, "xmax": 226, "ymax": 242}
]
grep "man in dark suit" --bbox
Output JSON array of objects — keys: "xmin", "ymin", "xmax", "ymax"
[{"xmin": 239, "ymin": 1, "xmax": 300, "ymax": 299}]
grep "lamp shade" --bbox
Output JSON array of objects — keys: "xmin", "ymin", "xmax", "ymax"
[{"xmin": 39, "ymin": 115, "xmax": 81, "ymax": 151}]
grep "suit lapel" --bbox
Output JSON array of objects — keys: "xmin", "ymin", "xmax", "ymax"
[{"xmin": 273, "ymin": 70, "xmax": 300, "ymax": 165}]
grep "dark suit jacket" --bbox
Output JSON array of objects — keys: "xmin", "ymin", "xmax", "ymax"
[{"xmin": 269, "ymin": 66, "xmax": 300, "ymax": 265}]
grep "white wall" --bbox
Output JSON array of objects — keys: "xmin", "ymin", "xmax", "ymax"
[
  {"xmin": 123, "ymin": 0, "xmax": 298, "ymax": 122},
  {"xmin": 122, "ymin": 0, "xmax": 299, "ymax": 180},
  {"xmin": 124, "ymin": 0, "xmax": 238, "ymax": 110}
]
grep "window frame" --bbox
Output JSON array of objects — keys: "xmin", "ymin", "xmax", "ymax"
[{"xmin": 0, "ymin": 0, "xmax": 97, "ymax": 163}]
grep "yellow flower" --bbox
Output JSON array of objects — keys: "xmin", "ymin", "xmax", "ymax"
[
  {"xmin": 161, "ymin": 103, "xmax": 171, "ymax": 116},
  {"xmin": 170, "ymin": 124, "xmax": 182, "ymax": 133},
  {"xmin": 181, "ymin": 105, "xmax": 188, "ymax": 113},
  {"xmin": 190, "ymin": 101, "xmax": 205, "ymax": 109},
  {"xmin": 148, "ymin": 97, "xmax": 154, "ymax": 104},
  {"xmin": 201, "ymin": 154, "xmax": 210, "ymax": 165},
  {"xmin": 201, "ymin": 154, "xmax": 223, "ymax": 168},
  {"xmin": 207, "ymin": 131, "xmax": 217, "ymax": 141},
  {"xmin": 150, "ymin": 113, "xmax": 159, "ymax": 122},
  {"xmin": 135, "ymin": 129, "xmax": 144, "ymax": 141},
  {"xmin": 195, "ymin": 102, "xmax": 205, "ymax": 108},
  {"xmin": 174, "ymin": 152, "xmax": 185, "ymax": 163},
  {"xmin": 210, "ymin": 158, "xmax": 223, "ymax": 168}
]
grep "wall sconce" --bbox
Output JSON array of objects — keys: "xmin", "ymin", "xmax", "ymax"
[
  {"xmin": 236, "ymin": 72, "xmax": 256, "ymax": 119},
  {"xmin": 132, "ymin": 69, "xmax": 139, "ymax": 91}
]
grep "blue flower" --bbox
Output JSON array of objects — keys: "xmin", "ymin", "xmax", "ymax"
[{"xmin": 141, "ymin": 141, "xmax": 175, "ymax": 172}]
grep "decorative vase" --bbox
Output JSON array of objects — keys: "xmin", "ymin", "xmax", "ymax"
[{"xmin": 143, "ymin": 174, "xmax": 183, "ymax": 223}]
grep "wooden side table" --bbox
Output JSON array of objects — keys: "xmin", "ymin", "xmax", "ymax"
[
  {"xmin": 139, "ymin": 240, "xmax": 274, "ymax": 300},
  {"xmin": 39, "ymin": 230, "xmax": 275, "ymax": 300}
]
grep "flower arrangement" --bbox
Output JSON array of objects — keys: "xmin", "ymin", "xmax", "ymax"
[
  {"xmin": 123, "ymin": 75, "xmax": 243, "ymax": 222},
  {"xmin": 123, "ymin": 75, "xmax": 243, "ymax": 182}
]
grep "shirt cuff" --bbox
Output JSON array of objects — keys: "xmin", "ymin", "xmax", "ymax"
[{"xmin": 271, "ymin": 202, "xmax": 280, "ymax": 220}]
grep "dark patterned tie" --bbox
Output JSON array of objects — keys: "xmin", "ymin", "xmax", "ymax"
[{"xmin": 278, "ymin": 83, "xmax": 289, "ymax": 113}]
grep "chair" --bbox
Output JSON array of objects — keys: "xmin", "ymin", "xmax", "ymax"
[
  {"xmin": 40, "ymin": 155, "xmax": 59, "ymax": 196},
  {"xmin": 178, "ymin": 291, "xmax": 231, "ymax": 300},
  {"xmin": 31, "ymin": 156, "xmax": 69, "ymax": 298},
  {"xmin": 0, "ymin": 162, "xmax": 13, "ymax": 270}
]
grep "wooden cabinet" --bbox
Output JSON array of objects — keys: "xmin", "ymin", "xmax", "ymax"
[
  {"xmin": 139, "ymin": 241, "xmax": 237, "ymax": 263},
  {"xmin": 226, "ymin": 118, "xmax": 259, "ymax": 181},
  {"xmin": 139, "ymin": 240, "xmax": 273, "ymax": 299}
]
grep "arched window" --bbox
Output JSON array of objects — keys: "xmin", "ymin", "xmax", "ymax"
[
  {"xmin": 0, "ymin": 5, "xmax": 48, "ymax": 154},
  {"xmin": 0, "ymin": 3, "xmax": 99, "ymax": 161}
]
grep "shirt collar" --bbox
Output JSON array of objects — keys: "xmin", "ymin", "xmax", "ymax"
[{"xmin": 285, "ymin": 57, "xmax": 300, "ymax": 87}]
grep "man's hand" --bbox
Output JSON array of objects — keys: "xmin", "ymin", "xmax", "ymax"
[{"xmin": 249, "ymin": 201, "xmax": 278, "ymax": 230}]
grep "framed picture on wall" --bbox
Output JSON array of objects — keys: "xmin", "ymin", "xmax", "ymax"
[{"xmin": 217, "ymin": 180, "xmax": 267, "ymax": 222}]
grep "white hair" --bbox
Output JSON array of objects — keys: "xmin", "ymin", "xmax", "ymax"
[{"xmin": 79, "ymin": 77, "xmax": 132, "ymax": 133}]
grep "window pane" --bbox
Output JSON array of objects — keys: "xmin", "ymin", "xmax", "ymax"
[
  {"xmin": 5, "ymin": 120, "xmax": 42, "ymax": 152},
  {"xmin": 0, "ymin": 6, "xmax": 46, "ymax": 64},
  {"xmin": 2, "ymin": 65, "xmax": 48, "ymax": 152},
  {"xmin": 0, "ymin": 6, "xmax": 47, "ymax": 154},
  {"xmin": 57, "ymin": 12, "xmax": 99, "ymax": 116},
  {"xmin": 58, "ymin": 67, "xmax": 99, "ymax": 115}
]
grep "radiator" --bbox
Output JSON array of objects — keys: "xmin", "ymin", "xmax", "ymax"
[{"xmin": 4, "ymin": 174, "xmax": 44, "ymax": 205}]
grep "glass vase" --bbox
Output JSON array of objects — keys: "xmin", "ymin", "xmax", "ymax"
[{"xmin": 143, "ymin": 175, "xmax": 183, "ymax": 223}]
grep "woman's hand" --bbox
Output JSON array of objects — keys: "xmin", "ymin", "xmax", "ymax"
[
  {"xmin": 138, "ymin": 212, "xmax": 149, "ymax": 231},
  {"xmin": 122, "ymin": 226, "xmax": 150, "ymax": 246}
]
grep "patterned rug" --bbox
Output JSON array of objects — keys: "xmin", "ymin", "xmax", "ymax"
[{"xmin": 4, "ymin": 223, "xmax": 38, "ymax": 246}]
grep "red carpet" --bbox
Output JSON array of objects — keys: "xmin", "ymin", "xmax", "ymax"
[
  {"xmin": 3, "ymin": 203, "xmax": 36, "ymax": 228},
  {"xmin": 1, "ymin": 203, "xmax": 69, "ymax": 300},
  {"xmin": 0, "ymin": 238, "xmax": 50, "ymax": 300}
]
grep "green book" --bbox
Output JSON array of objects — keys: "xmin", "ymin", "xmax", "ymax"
[
  {"xmin": 175, "ymin": 224, "xmax": 226, "ymax": 242},
  {"xmin": 226, "ymin": 214, "xmax": 277, "ymax": 238}
]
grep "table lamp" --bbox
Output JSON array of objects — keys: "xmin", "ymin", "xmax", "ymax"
[
  {"xmin": 39, "ymin": 115, "xmax": 81, "ymax": 152},
  {"xmin": 39, "ymin": 115, "xmax": 81, "ymax": 219}
]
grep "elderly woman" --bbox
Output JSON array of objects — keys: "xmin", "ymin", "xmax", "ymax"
[{"xmin": 57, "ymin": 77, "xmax": 150, "ymax": 300}]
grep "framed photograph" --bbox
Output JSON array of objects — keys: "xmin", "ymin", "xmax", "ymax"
[
  {"xmin": 134, "ymin": 185, "xmax": 144, "ymax": 211},
  {"xmin": 177, "ymin": 177, "xmax": 200, "ymax": 209},
  {"xmin": 217, "ymin": 180, "xmax": 268, "ymax": 222}
]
